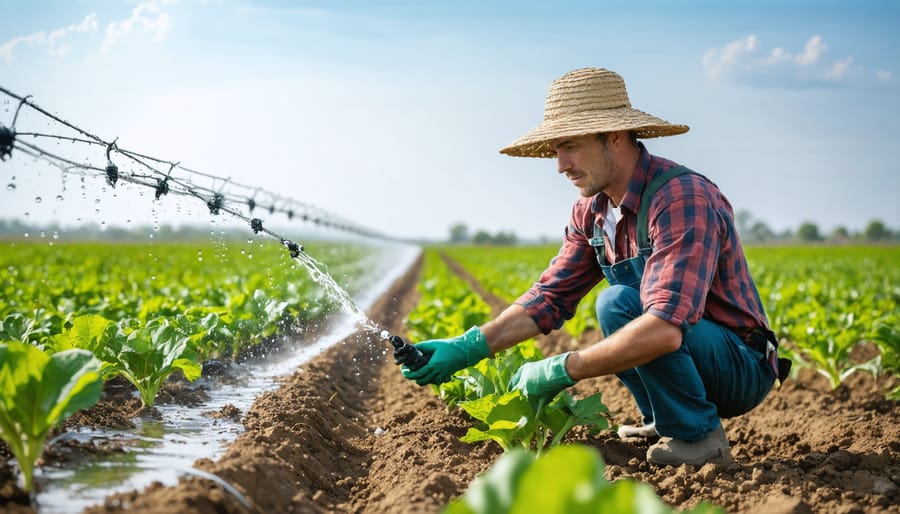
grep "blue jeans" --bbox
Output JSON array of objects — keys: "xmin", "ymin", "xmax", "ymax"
[{"xmin": 596, "ymin": 284, "xmax": 775, "ymax": 441}]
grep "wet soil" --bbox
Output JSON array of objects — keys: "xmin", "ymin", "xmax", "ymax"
[{"xmin": 2, "ymin": 252, "xmax": 899, "ymax": 514}]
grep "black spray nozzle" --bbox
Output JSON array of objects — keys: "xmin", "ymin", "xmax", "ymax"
[
  {"xmin": 0, "ymin": 124, "xmax": 15, "ymax": 161},
  {"xmin": 388, "ymin": 334, "xmax": 430, "ymax": 372},
  {"xmin": 280, "ymin": 238, "xmax": 303, "ymax": 258}
]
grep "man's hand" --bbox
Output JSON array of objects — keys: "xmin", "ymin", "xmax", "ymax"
[
  {"xmin": 509, "ymin": 352, "xmax": 577, "ymax": 400},
  {"xmin": 401, "ymin": 326, "xmax": 490, "ymax": 386}
]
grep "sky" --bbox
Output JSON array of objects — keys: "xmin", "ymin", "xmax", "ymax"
[{"xmin": 1, "ymin": 0, "xmax": 899, "ymax": 242}]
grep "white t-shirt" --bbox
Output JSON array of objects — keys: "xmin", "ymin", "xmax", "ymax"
[{"xmin": 604, "ymin": 198, "xmax": 623, "ymax": 245}]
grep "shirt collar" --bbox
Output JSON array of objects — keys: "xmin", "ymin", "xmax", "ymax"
[{"xmin": 619, "ymin": 141, "xmax": 653, "ymax": 214}]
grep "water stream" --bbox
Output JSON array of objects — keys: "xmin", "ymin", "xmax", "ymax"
[{"xmin": 34, "ymin": 242, "xmax": 420, "ymax": 513}]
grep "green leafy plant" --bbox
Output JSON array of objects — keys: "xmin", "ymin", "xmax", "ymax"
[
  {"xmin": 436, "ymin": 341, "xmax": 542, "ymax": 407},
  {"xmin": 874, "ymin": 320, "xmax": 900, "ymax": 399},
  {"xmin": 444, "ymin": 444, "xmax": 723, "ymax": 514},
  {"xmin": 0, "ymin": 342, "xmax": 103, "ymax": 493},
  {"xmin": 459, "ymin": 389, "xmax": 609, "ymax": 455},
  {"xmin": 48, "ymin": 315, "xmax": 203, "ymax": 408},
  {"xmin": 0, "ymin": 312, "xmax": 53, "ymax": 345},
  {"xmin": 112, "ymin": 320, "xmax": 202, "ymax": 408},
  {"xmin": 790, "ymin": 311, "xmax": 881, "ymax": 389}
]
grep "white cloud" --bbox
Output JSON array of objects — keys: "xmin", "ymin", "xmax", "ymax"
[
  {"xmin": 0, "ymin": 14, "xmax": 98, "ymax": 64},
  {"xmin": 795, "ymin": 35, "xmax": 826, "ymax": 66},
  {"xmin": 100, "ymin": 3, "xmax": 172, "ymax": 55},
  {"xmin": 876, "ymin": 69, "xmax": 893, "ymax": 81},
  {"xmin": 702, "ymin": 34, "xmax": 860, "ymax": 88},
  {"xmin": 701, "ymin": 34, "xmax": 757, "ymax": 78},
  {"xmin": 825, "ymin": 56, "xmax": 854, "ymax": 80}
]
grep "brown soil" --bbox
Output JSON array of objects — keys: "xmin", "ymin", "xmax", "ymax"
[{"xmin": 2, "ymin": 252, "xmax": 899, "ymax": 514}]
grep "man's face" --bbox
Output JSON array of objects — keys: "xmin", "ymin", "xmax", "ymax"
[{"xmin": 551, "ymin": 134, "xmax": 613, "ymax": 198}]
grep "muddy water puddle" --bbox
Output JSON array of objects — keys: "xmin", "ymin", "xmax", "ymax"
[{"xmin": 33, "ymin": 244, "xmax": 420, "ymax": 513}]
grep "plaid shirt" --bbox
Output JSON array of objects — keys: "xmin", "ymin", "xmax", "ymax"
[{"xmin": 516, "ymin": 143, "xmax": 770, "ymax": 343}]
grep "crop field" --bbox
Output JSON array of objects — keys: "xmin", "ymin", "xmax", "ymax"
[{"xmin": 1, "ymin": 242, "xmax": 899, "ymax": 513}]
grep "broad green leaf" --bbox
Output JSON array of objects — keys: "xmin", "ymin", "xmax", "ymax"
[
  {"xmin": 0, "ymin": 342, "xmax": 102, "ymax": 492},
  {"xmin": 510, "ymin": 444, "xmax": 608, "ymax": 514}
]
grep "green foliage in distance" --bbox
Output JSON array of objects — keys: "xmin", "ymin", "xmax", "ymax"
[
  {"xmin": 0, "ymin": 342, "xmax": 103, "ymax": 493},
  {"xmin": 443, "ymin": 245, "xmax": 606, "ymax": 340},
  {"xmin": 0, "ymin": 241, "xmax": 373, "ymax": 361},
  {"xmin": 749, "ymin": 246, "xmax": 900, "ymax": 393}
]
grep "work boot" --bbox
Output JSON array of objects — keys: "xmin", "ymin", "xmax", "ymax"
[
  {"xmin": 616, "ymin": 421, "xmax": 658, "ymax": 440},
  {"xmin": 646, "ymin": 424, "xmax": 733, "ymax": 466}
]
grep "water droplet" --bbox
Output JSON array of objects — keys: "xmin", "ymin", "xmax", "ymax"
[
  {"xmin": 34, "ymin": 196, "xmax": 42, "ymax": 203},
  {"xmin": 52, "ymin": 231, "xmax": 59, "ymax": 240},
  {"xmin": 94, "ymin": 198, "xmax": 100, "ymax": 203},
  {"xmin": 5, "ymin": 183, "xmax": 14, "ymax": 191},
  {"xmin": 56, "ymin": 195, "xmax": 64, "ymax": 201},
  {"xmin": 247, "ymin": 254, "xmax": 253, "ymax": 259}
]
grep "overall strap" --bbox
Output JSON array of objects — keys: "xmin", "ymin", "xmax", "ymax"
[
  {"xmin": 589, "ymin": 221, "xmax": 608, "ymax": 266},
  {"xmin": 636, "ymin": 165, "xmax": 698, "ymax": 253}
]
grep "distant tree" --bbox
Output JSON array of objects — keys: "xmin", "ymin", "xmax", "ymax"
[
  {"xmin": 472, "ymin": 230, "xmax": 493, "ymax": 245},
  {"xmin": 863, "ymin": 219, "xmax": 891, "ymax": 241},
  {"xmin": 749, "ymin": 221, "xmax": 775, "ymax": 243},
  {"xmin": 449, "ymin": 223, "xmax": 470, "ymax": 243},
  {"xmin": 797, "ymin": 222, "xmax": 823, "ymax": 242},
  {"xmin": 735, "ymin": 209, "xmax": 753, "ymax": 238},
  {"xmin": 494, "ymin": 231, "xmax": 518, "ymax": 245},
  {"xmin": 830, "ymin": 226, "xmax": 850, "ymax": 243},
  {"xmin": 470, "ymin": 229, "xmax": 519, "ymax": 245}
]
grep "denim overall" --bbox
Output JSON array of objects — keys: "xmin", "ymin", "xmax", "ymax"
[{"xmin": 589, "ymin": 167, "xmax": 776, "ymax": 441}]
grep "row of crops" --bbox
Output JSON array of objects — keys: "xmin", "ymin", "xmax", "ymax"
[{"xmin": 0, "ymin": 239, "xmax": 377, "ymax": 494}]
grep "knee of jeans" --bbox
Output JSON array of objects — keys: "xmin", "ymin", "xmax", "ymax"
[{"xmin": 595, "ymin": 284, "xmax": 641, "ymax": 334}]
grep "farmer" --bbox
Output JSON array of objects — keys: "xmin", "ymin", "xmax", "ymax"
[{"xmin": 401, "ymin": 67, "xmax": 788, "ymax": 466}]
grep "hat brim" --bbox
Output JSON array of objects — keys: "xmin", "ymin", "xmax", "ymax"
[{"xmin": 499, "ymin": 107, "xmax": 689, "ymax": 158}]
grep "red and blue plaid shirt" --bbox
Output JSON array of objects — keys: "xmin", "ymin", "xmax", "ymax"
[{"xmin": 516, "ymin": 143, "xmax": 771, "ymax": 343}]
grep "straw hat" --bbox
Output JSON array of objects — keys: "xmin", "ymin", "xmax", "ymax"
[{"xmin": 500, "ymin": 68, "xmax": 689, "ymax": 158}]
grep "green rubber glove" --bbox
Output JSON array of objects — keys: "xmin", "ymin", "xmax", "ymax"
[
  {"xmin": 401, "ymin": 326, "xmax": 490, "ymax": 386},
  {"xmin": 509, "ymin": 352, "xmax": 577, "ymax": 399}
]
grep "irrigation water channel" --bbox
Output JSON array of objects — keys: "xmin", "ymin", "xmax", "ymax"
[{"xmin": 34, "ymin": 242, "xmax": 421, "ymax": 513}]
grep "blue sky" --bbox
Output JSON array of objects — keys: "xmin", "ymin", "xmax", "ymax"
[{"xmin": 1, "ymin": 0, "xmax": 898, "ymax": 241}]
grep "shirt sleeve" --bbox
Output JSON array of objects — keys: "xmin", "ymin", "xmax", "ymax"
[
  {"xmin": 641, "ymin": 188, "xmax": 723, "ymax": 329},
  {"xmin": 515, "ymin": 200, "xmax": 604, "ymax": 334}
]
